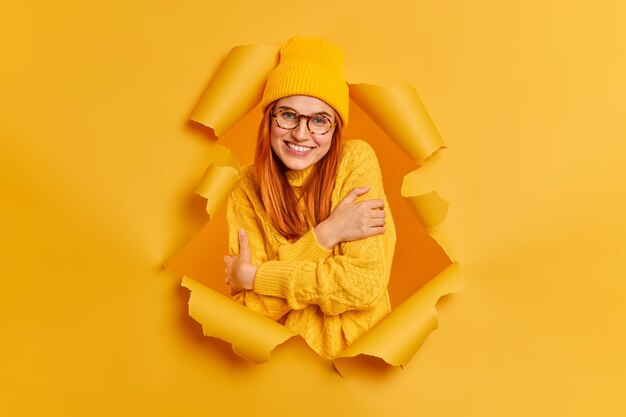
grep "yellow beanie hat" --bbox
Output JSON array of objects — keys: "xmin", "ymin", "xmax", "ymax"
[{"xmin": 261, "ymin": 36, "xmax": 349, "ymax": 126}]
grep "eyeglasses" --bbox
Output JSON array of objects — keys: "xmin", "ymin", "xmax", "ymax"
[{"xmin": 271, "ymin": 108, "xmax": 337, "ymax": 135}]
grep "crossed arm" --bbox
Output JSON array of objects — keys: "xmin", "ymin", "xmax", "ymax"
[{"xmin": 224, "ymin": 144, "xmax": 390, "ymax": 319}]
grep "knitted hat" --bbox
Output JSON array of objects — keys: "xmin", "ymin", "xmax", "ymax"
[{"xmin": 261, "ymin": 37, "xmax": 349, "ymax": 126}]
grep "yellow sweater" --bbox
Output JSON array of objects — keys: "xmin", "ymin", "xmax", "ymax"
[{"xmin": 227, "ymin": 139, "xmax": 396, "ymax": 360}]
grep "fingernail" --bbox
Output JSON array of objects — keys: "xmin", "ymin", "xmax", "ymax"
[{"xmin": 239, "ymin": 229, "xmax": 245, "ymax": 236}]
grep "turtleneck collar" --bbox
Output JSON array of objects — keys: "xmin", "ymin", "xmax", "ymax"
[{"xmin": 285, "ymin": 165, "xmax": 314, "ymax": 187}]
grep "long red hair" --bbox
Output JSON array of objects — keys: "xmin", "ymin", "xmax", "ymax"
[{"xmin": 254, "ymin": 104, "xmax": 344, "ymax": 240}]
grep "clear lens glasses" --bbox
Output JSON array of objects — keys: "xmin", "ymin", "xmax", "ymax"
[{"xmin": 272, "ymin": 109, "xmax": 336, "ymax": 135}]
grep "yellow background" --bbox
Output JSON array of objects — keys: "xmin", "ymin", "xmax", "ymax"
[{"xmin": 2, "ymin": 0, "xmax": 625, "ymax": 416}]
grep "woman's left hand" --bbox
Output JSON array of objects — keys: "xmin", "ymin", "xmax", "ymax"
[{"xmin": 224, "ymin": 229, "xmax": 258, "ymax": 295}]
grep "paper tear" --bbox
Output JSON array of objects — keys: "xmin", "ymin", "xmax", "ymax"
[
  {"xmin": 400, "ymin": 147, "xmax": 457, "ymax": 260},
  {"xmin": 429, "ymin": 224, "xmax": 457, "ymax": 263},
  {"xmin": 401, "ymin": 150, "xmax": 446, "ymax": 197},
  {"xmin": 181, "ymin": 263, "xmax": 462, "ymax": 370},
  {"xmin": 191, "ymin": 44, "xmax": 279, "ymax": 136},
  {"xmin": 405, "ymin": 192, "xmax": 450, "ymax": 232},
  {"xmin": 332, "ymin": 262, "xmax": 464, "ymax": 375},
  {"xmin": 349, "ymin": 82, "xmax": 444, "ymax": 163},
  {"xmin": 182, "ymin": 277, "xmax": 297, "ymax": 364},
  {"xmin": 195, "ymin": 163, "xmax": 240, "ymax": 219}
]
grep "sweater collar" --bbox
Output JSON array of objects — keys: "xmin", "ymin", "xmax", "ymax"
[{"xmin": 285, "ymin": 165, "xmax": 314, "ymax": 187}]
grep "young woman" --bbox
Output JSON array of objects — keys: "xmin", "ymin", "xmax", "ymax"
[{"xmin": 223, "ymin": 37, "xmax": 396, "ymax": 360}]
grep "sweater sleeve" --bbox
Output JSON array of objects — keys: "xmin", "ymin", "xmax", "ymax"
[
  {"xmin": 227, "ymin": 174, "xmax": 291, "ymax": 322},
  {"xmin": 253, "ymin": 141, "xmax": 395, "ymax": 316},
  {"xmin": 227, "ymin": 170, "xmax": 338, "ymax": 320},
  {"xmin": 277, "ymin": 228, "xmax": 332, "ymax": 262}
]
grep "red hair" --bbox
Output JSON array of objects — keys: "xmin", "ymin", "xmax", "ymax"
[{"xmin": 254, "ymin": 104, "xmax": 343, "ymax": 240}]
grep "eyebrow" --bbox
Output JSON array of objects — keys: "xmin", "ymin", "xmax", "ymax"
[{"xmin": 276, "ymin": 106, "xmax": 334, "ymax": 119}]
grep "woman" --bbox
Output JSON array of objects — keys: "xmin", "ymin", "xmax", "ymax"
[{"xmin": 223, "ymin": 37, "xmax": 396, "ymax": 360}]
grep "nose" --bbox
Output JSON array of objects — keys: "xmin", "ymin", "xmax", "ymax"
[{"xmin": 290, "ymin": 118, "xmax": 310, "ymax": 142}]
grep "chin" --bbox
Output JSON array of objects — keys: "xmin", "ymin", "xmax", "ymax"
[{"xmin": 284, "ymin": 159, "xmax": 313, "ymax": 171}]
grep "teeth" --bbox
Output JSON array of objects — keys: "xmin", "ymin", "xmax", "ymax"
[{"xmin": 286, "ymin": 142, "xmax": 313, "ymax": 152}]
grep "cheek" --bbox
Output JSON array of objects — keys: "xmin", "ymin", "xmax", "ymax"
[
  {"xmin": 270, "ymin": 123, "xmax": 282, "ymax": 139},
  {"xmin": 316, "ymin": 136, "xmax": 333, "ymax": 156},
  {"xmin": 270, "ymin": 128, "xmax": 282, "ymax": 153}
]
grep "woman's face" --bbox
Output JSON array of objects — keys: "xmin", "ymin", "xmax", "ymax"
[{"xmin": 270, "ymin": 95, "xmax": 337, "ymax": 171}]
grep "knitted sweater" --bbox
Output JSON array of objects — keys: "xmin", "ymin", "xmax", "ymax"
[{"xmin": 226, "ymin": 139, "xmax": 396, "ymax": 360}]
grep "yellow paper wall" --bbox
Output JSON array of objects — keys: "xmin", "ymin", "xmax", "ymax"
[{"xmin": 2, "ymin": 1, "xmax": 625, "ymax": 416}]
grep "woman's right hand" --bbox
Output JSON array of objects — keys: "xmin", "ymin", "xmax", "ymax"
[
  {"xmin": 314, "ymin": 186, "xmax": 386, "ymax": 250},
  {"xmin": 224, "ymin": 229, "xmax": 257, "ymax": 295}
]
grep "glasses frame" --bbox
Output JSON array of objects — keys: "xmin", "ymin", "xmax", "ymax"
[{"xmin": 271, "ymin": 108, "xmax": 337, "ymax": 136}]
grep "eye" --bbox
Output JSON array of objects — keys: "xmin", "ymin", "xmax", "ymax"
[
  {"xmin": 280, "ymin": 110, "xmax": 298, "ymax": 120},
  {"xmin": 311, "ymin": 115, "xmax": 330, "ymax": 126}
]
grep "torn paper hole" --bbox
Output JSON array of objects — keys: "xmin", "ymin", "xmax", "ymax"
[{"xmin": 168, "ymin": 41, "xmax": 463, "ymax": 374}]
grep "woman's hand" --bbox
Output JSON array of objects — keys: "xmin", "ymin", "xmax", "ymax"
[
  {"xmin": 314, "ymin": 186, "xmax": 386, "ymax": 250},
  {"xmin": 224, "ymin": 229, "xmax": 258, "ymax": 295}
]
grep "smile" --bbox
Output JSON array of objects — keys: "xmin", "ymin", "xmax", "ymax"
[{"xmin": 285, "ymin": 142, "xmax": 314, "ymax": 153}]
